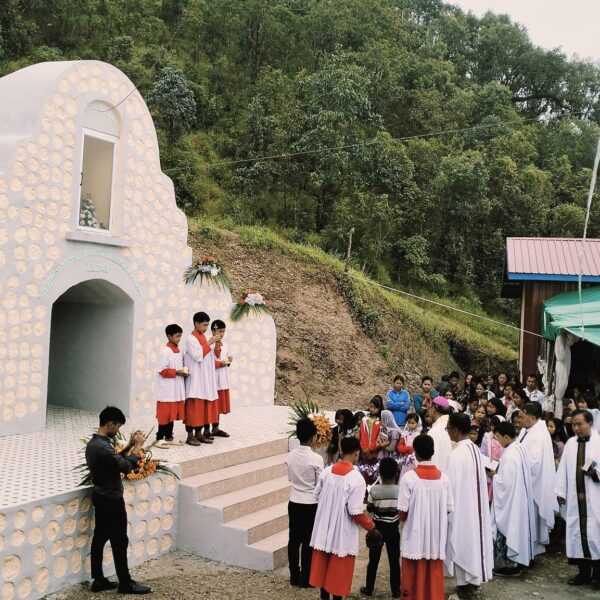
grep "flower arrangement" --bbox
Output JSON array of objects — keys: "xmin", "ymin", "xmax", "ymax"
[
  {"xmin": 75, "ymin": 428, "xmax": 179, "ymax": 486},
  {"xmin": 183, "ymin": 255, "xmax": 230, "ymax": 291},
  {"xmin": 230, "ymin": 288, "xmax": 272, "ymax": 322},
  {"xmin": 288, "ymin": 399, "xmax": 333, "ymax": 447}
]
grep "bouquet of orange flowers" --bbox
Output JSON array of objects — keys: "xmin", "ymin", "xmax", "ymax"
[
  {"xmin": 230, "ymin": 288, "xmax": 272, "ymax": 322},
  {"xmin": 76, "ymin": 428, "xmax": 178, "ymax": 486},
  {"xmin": 184, "ymin": 255, "xmax": 230, "ymax": 291},
  {"xmin": 288, "ymin": 399, "xmax": 333, "ymax": 447}
]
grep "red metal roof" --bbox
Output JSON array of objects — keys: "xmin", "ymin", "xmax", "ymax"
[{"xmin": 506, "ymin": 237, "xmax": 600, "ymax": 278}]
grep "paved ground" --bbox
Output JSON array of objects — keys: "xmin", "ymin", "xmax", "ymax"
[{"xmin": 48, "ymin": 542, "xmax": 597, "ymax": 600}]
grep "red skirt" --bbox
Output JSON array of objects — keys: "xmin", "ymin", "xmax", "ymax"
[
  {"xmin": 309, "ymin": 550, "xmax": 355, "ymax": 597},
  {"xmin": 400, "ymin": 558, "xmax": 444, "ymax": 600},
  {"xmin": 156, "ymin": 401, "xmax": 185, "ymax": 425},
  {"xmin": 217, "ymin": 389, "xmax": 231, "ymax": 415},
  {"xmin": 185, "ymin": 398, "xmax": 208, "ymax": 428},
  {"xmin": 201, "ymin": 399, "xmax": 220, "ymax": 425}
]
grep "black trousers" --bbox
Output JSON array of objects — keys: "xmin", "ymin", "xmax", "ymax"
[
  {"xmin": 573, "ymin": 558, "xmax": 600, "ymax": 580},
  {"xmin": 156, "ymin": 422, "xmax": 174, "ymax": 440},
  {"xmin": 288, "ymin": 501, "xmax": 318, "ymax": 585},
  {"xmin": 365, "ymin": 520, "xmax": 400, "ymax": 594},
  {"xmin": 90, "ymin": 493, "xmax": 132, "ymax": 585}
]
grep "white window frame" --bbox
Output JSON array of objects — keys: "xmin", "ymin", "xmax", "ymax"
[{"xmin": 77, "ymin": 127, "xmax": 118, "ymax": 235}]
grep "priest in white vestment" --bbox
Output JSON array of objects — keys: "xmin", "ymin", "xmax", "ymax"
[
  {"xmin": 517, "ymin": 402, "xmax": 558, "ymax": 556},
  {"xmin": 491, "ymin": 421, "xmax": 535, "ymax": 575},
  {"xmin": 555, "ymin": 409, "xmax": 600, "ymax": 587},
  {"xmin": 426, "ymin": 396, "xmax": 452, "ymax": 472},
  {"xmin": 445, "ymin": 413, "xmax": 493, "ymax": 600},
  {"xmin": 397, "ymin": 434, "xmax": 454, "ymax": 600}
]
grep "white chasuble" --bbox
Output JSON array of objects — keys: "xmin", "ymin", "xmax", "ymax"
[
  {"xmin": 445, "ymin": 439, "xmax": 493, "ymax": 584},
  {"xmin": 428, "ymin": 415, "xmax": 452, "ymax": 472},
  {"xmin": 518, "ymin": 419, "xmax": 558, "ymax": 554},
  {"xmin": 555, "ymin": 431, "xmax": 600, "ymax": 560},
  {"xmin": 492, "ymin": 441, "xmax": 535, "ymax": 566},
  {"xmin": 184, "ymin": 332, "xmax": 219, "ymax": 401}
]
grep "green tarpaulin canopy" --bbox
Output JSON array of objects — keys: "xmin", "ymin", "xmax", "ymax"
[{"xmin": 542, "ymin": 285, "xmax": 600, "ymax": 346}]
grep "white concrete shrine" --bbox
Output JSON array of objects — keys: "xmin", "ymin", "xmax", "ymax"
[{"xmin": 0, "ymin": 60, "xmax": 277, "ymax": 438}]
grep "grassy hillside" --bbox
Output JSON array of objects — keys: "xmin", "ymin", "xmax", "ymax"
[{"xmin": 187, "ymin": 219, "xmax": 518, "ymax": 409}]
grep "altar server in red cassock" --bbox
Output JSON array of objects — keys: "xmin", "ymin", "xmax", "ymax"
[
  {"xmin": 154, "ymin": 324, "xmax": 187, "ymax": 448},
  {"xmin": 445, "ymin": 413, "xmax": 494, "ymax": 600},
  {"xmin": 309, "ymin": 436, "xmax": 380, "ymax": 600},
  {"xmin": 205, "ymin": 319, "xmax": 231, "ymax": 439},
  {"xmin": 397, "ymin": 434, "xmax": 453, "ymax": 600},
  {"xmin": 184, "ymin": 311, "xmax": 220, "ymax": 446}
]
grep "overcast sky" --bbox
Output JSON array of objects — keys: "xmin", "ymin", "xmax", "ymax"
[{"xmin": 449, "ymin": 1, "xmax": 600, "ymax": 61}]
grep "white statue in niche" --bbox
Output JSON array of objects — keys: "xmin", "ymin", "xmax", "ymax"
[{"xmin": 79, "ymin": 194, "xmax": 104, "ymax": 229}]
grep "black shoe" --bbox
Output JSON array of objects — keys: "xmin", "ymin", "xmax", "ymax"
[
  {"xmin": 568, "ymin": 575, "xmax": 592, "ymax": 586},
  {"xmin": 456, "ymin": 585, "xmax": 474, "ymax": 599},
  {"xmin": 320, "ymin": 588, "xmax": 330, "ymax": 600},
  {"xmin": 592, "ymin": 580, "xmax": 600, "ymax": 591},
  {"xmin": 91, "ymin": 578, "xmax": 118, "ymax": 592},
  {"xmin": 289, "ymin": 575, "xmax": 301, "ymax": 587},
  {"xmin": 360, "ymin": 587, "xmax": 373, "ymax": 597},
  {"xmin": 299, "ymin": 582, "xmax": 313, "ymax": 588},
  {"xmin": 118, "ymin": 581, "xmax": 152, "ymax": 594},
  {"xmin": 493, "ymin": 567, "xmax": 522, "ymax": 577}
]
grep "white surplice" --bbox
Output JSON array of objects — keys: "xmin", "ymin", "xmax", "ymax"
[
  {"xmin": 555, "ymin": 431, "xmax": 600, "ymax": 560},
  {"xmin": 517, "ymin": 419, "xmax": 558, "ymax": 554},
  {"xmin": 397, "ymin": 463, "xmax": 454, "ymax": 560},
  {"xmin": 310, "ymin": 465, "xmax": 366, "ymax": 558},
  {"xmin": 445, "ymin": 439, "xmax": 494, "ymax": 585},
  {"xmin": 492, "ymin": 441, "xmax": 536, "ymax": 567},
  {"xmin": 184, "ymin": 332, "xmax": 219, "ymax": 401},
  {"xmin": 155, "ymin": 345, "xmax": 186, "ymax": 402},
  {"xmin": 428, "ymin": 415, "xmax": 452, "ymax": 472},
  {"xmin": 215, "ymin": 342, "xmax": 231, "ymax": 391}
]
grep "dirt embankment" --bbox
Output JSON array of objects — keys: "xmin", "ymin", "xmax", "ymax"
[{"xmin": 188, "ymin": 227, "xmax": 457, "ymax": 411}]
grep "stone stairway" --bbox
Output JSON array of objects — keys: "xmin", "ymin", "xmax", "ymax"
[{"xmin": 177, "ymin": 436, "xmax": 291, "ymax": 570}]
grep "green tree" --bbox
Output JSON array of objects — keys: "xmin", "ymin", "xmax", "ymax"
[{"xmin": 147, "ymin": 67, "xmax": 197, "ymax": 144}]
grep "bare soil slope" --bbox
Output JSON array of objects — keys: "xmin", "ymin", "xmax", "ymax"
[{"xmin": 188, "ymin": 225, "xmax": 456, "ymax": 411}]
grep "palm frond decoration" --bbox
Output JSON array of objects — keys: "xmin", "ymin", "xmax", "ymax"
[
  {"xmin": 183, "ymin": 256, "xmax": 230, "ymax": 291},
  {"xmin": 230, "ymin": 288, "xmax": 272, "ymax": 322}
]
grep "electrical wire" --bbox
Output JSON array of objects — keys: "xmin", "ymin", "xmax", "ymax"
[
  {"xmin": 346, "ymin": 272, "xmax": 545, "ymax": 339},
  {"xmin": 160, "ymin": 110, "xmax": 585, "ymax": 175}
]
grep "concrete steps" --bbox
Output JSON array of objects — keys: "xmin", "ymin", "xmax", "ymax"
[{"xmin": 177, "ymin": 436, "xmax": 292, "ymax": 571}]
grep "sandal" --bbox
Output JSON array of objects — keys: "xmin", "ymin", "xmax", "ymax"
[
  {"xmin": 212, "ymin": 429, "xmax": 230, "ymax": 437},
  {"xmin": 165, "ymin": 438, "xmax": 185, "ymax": 446},
  {"xmin": 196, "ymin": 434, "xmax": 213, "ymax": 444},
  {"xmin": 186, "ymin": 438, "xmax": 201, "ymax": 446},
  {"xmin": 154, "ymin": 440, "xmax": 170, "ymax": 449}
]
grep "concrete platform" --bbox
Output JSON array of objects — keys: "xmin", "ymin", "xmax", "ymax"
[{"xmin": 0, "ymin": 404, "xmax": 294, "ymax": 600}]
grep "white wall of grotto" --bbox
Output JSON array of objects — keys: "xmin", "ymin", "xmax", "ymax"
[{"xmin": 0, "ymin": 59, "xmax": 277, "ymax": 437}]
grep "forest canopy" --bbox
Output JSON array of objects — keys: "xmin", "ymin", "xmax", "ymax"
[{"xmin": 2, "ymin": 0, "xmax": 600, "ymax": 314}]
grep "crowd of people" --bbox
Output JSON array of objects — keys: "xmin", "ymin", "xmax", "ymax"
[{"xmin": 286, "ymin": 371, "xmax": 600, "ymax": 600}]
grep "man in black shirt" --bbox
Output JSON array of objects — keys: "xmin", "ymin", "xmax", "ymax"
[{"xmin": 86, "ymin": 406, "xmax": 151, "ymax": 595}]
